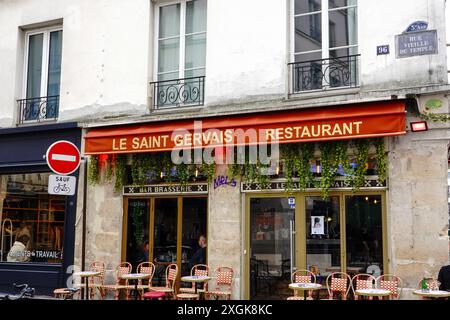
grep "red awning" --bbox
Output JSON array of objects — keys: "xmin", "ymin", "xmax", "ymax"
[{"xmin": 84, "ymin": 100, "xmax": 406, "ymax": 155}]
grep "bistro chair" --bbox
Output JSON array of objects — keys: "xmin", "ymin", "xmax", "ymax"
[
  {"xmin": 205, "ymin": 267, "xmax": 234, "ymax": 300},
  {"xmin": 351, "ymin": 274, "xmax": 376, "ymax": 300},
  {"xmin": 287, "ymin": 269, "xmax": 316, "ymax": 300},
  {"xmin": 324, "ymin": 272, "xmax": 352, "ymax": 300},
  {"xmin": 417, "ymin": 278, "xmax": 440, "ymax": 291},
  {"xmin": 124, "ymin": 262, "xmax": 156, "ymax": 299},
  {"xmin": 88, "ymin": 261, "xmax": 107, "ymax": 299},
  {"xmin": 100, "ymin": 262, "xmax": 132, "ymax": 300},
  {"xmin": 376, "ymin": 274, "xmax": 403, "ymax": 300},
  {"xmin": 147, "ymin": 263, "xmax": 178, "ymax": 300},
  {"xmin": 179, "ymin": 264, "xmax": 210, "ymax": 296}
]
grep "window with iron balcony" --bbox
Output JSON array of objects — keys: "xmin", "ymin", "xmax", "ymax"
[
  {"xmin": 151, "ymin": 0, "xmax": 207, "ymax": 109},
  {"xmin": 17, "ymin": 27, "xmax": 62, "ymax": 125},
  {"xmin": 290, "ymin": 0, "xmax": 359, "ymax": 94}
]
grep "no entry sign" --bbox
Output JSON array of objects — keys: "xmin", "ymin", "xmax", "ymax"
[{"xmin": 46, "ymin": 140, "xmax": 81, "ymax": 175}]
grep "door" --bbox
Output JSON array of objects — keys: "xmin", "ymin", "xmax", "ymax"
[{"xmin": 249, "ymin": 197, "xmax": 295, "ymax": 300}]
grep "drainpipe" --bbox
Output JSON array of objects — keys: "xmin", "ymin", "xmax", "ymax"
[{"xmin": 81, "ymin": 158, "xmax": 87, "ymax": 272}]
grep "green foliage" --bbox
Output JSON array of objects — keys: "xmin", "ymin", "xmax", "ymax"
[
  {"xmin": 88, "ymin": 155, "xmax": 100, "ymax": 185},
  {"xmin": 375, "ymin": 138, "xmax": 388, "ymax": 184},
  {"xmin": 114, "ymin": 154, "xmax": 128, "ymax": 192},
  {"xmin": 295, "ymin": 143, "xmax": 314, "ymax": 191},
  {"xmin": 351, "ymin": 139, "xmax": 369, "ymax": 192},
  {"xmin": 105, "ymin": 155, "xmax": 114, "ymax": 182}
]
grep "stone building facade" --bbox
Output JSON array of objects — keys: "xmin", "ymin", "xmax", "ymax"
[{"xmin": 0, "ymin": 0, "xmax": 449, "ymax": 298}]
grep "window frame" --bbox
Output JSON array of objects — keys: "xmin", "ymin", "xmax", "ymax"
[
  {"xmin": 290, "ymin": 0, "xmax": 358, "ymax": 63},
  {"xmin": 22, "ymin": 26, "xmax": 63, "ymax": 100},
  {"xmin": 153, "ymin": 0, "xmax": 207, "ymax": 82}
]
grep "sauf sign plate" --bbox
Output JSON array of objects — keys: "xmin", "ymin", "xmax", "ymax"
[{"xmin": 48, "ymin": 175, "xmax": 76, "ymax": 196}]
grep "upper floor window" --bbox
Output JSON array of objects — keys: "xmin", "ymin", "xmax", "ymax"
[
  {"xmin": 291, "ymin": 0, "xmax": 359, "ymax": 93},
  {"xmin": 152, "ymin": 0, "xmax": 207, "ymax": 108},
  {"xmin": 18, "ymin": 27, "xmax": 62, "ymax": 124}
]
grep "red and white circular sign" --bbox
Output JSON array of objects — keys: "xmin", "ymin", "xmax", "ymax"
[{"xmin": 46, "ymin": 140, "xmax": 81, "ymax": 175}]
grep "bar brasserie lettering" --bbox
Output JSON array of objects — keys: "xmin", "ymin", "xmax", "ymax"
[{"xmin": 124, "ymin": 184, "xmax": 208, "ymax": 195}]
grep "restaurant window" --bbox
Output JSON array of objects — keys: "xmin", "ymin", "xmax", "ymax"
[
  {"xmin": 305, "ymin": 196, "xmax": 341, "ymax": 275},
  {"xmin": 0, "ymin": 173, "xmax": 66, "ymax": 264},
  {"xmin": 345, "ymin": 195, "xmax": 383, "ymax": 276},
  {"xmin": 20, "ymin": 27, "xmax": 62, "ymax": 122},
  {"xmin": 154, "ymin": 0, "xmax": 207, "ymax": 107},
  {"xmin": 293, "ymin": 0, "xmax": 358, "ymax": 91}
]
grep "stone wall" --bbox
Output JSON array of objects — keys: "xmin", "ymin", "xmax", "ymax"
[
  {"xmin": 207, "ymin": 164, "xmax": 242, "ymax": 299},
  {"xmin": 388, "ymin": 129, "xmax": 450, "ymax": 299},
  {"xmin": 74, "ymin": 165, "xmax": 123, "ymax": 289}
]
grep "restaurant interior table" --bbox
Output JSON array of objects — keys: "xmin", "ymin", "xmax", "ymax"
[
  {"xmin": 180, "ymin": 275, "xmax": 212, "ymax": 298},
  {"xmin": 289, "ymin": 283, "xmax": 323, "ymax": 300},
  {"xmin": 413, "ymin": 289, "xmax": 450, "ymax": 299},
  {"xmin": 73, "ymin": 271, "xmax": 101, "ymax": 300},
  {"xmin": 355, "ymin": 288, "xmax": 391, "ymax": 300},
  {"xmin": 121, "ymin": 273, "xmax": 151, "ymax": 300}
]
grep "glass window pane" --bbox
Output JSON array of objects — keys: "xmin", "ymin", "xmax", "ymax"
[
  {"xmin": 153, "ymin": 198, "xmax": 178, "ymax": 263},
  {"xmin": 0, "ymin": 173, "xmax": 66, "ymax": 264},
  {"xmin": 126, "ymin": 199, "xmax": 150, "ymax": 272},
  {"xmin": 158, "ymin": 38, "xmax": 180, "ymax": 75},
  {"xmin": 185, "ymin": 33, "xmax": 206, "ymax": 71},
  {"xmin": 181, "ymin": 198, "xmax": 207, "ymax": 277},
  {"xmin": 306, "ymin": 196, "xmax": 341, "ymax": 280},
  {"xmin": 159, "ymin": 4, "xmax": 180, "ymax": 38},
  {"xmin": 186, "ymin": 0, "xmax": 207, "ymax": 34},
  {"xmin": 329, "ymin": 0, "xmax": 357, "ymax": 9},
  {"xmin": 47, "ymin": 31, "xmax": 62, "ymax": 97},
  {"xmin": 295, "ymin": 14, "xmax": 322, "ymax": 53},
  {"xmin": 329, "ymin": 7, "xmax": 357, "ymax": 49},
  {"xmin": 345, "ymin": 195, "xmax": 383, "ymax": 276},
  {"xmin": 295, "ymin": 0, "xmax": 322, "ymax": 15},
  {"xmin": 250, "ymin": 198, "xmax": 294, "ymax": 300},
  {"xmin": 185, "ymin": 68, "xmax": 205, "ymax": 78},
  {"xmin": 26, "ymin": 34, "xmax": 43, "ymax": 99}
]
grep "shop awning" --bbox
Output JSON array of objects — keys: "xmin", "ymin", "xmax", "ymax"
[{"xmin": 84, "ymin": 100, "xmax": 406, "ymax": 155}]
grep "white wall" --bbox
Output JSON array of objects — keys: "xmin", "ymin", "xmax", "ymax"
[
  {"xmin": 359, "ymin": 0, "xmax": 448, "ymax": 90},
  {"xmin": 0, "ymin": 0, "xmax": 151, "ymax": 126},
  {"xmin": 0, "ymin": 0, "xmax": 448, "ymax": 127}
]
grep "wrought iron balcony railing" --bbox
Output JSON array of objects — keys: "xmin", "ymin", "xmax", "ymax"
[
  {"xmin": 150, "ymin": 76, "xmax": 205, "ymax": 109},
  {"xmin": 289, "ymin": 54, "xmax": 360, "ymax": 93},
  {"xmin": 17, "ymin": 95, "xmax": 59, "ymax": 125}
]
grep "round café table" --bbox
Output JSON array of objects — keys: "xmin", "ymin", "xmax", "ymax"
[
  {"xmin": 413, "ymin": 289, "xmax": 450, "ymax": 300},
  {"xmin": 180, "ymin": 276, "xmax": 212, "ymax": 299},
  {"xmin": 121, "ymin": 273, "xmax": 151, "ymax": 300},
  {"xmin": 73, "ymin": 271, "xmax": 101, "ymax": 300},
  {"xmin": 289, "ymin": 283, "xmax": 323, "ymax": 300},
  {"xmin": 355, "ymin": 288, "xmax": 391, "ymax": 300}
]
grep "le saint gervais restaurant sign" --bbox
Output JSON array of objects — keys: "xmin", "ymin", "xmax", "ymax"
[{"xmin": 84, "ymin": 101, "xmax": 406, "ymax": 155}]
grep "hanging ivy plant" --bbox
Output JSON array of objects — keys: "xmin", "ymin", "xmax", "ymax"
[
  {"xmin": 295, "ymin": 143, "xmax": 314, "ymax": 191},
  {"xmin": 105, "ymin": 155, "xmax": 114, "ymax": 182},
  {"xmin": 375, "ymin": 138, "xmax": 388, "ymax": 184},
  {"xmin": 319, "ymin": 142, "xmax": 336, "ymax": 200},
  {"xmin": 88, "ymin": 155, "xmax": 100, "ymax": 185},
  {"xmin": 352, "ymin": 139, "xmax": 369, "ymax": 192},
  {"xmin": 228, "ymin": 163, "xmax": 242, "ymax": 179},
  {"xmin": 131, "ymin": 153, "xmax": 152, "ymax": 186},
  {"xmin": 177, "ymin": 162, "xmax": 191, "ymax": 186},
  {"xmin": 281, "ymin": 144, "xmax": 296, "ymax": 194},
  {"xmin": 114, "ymin": 154, "xmax": 128, "ymax": 192}
]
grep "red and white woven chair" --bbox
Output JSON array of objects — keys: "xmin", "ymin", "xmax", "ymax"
[
  {"xmin": 351, "ymin": 273, "xmax": 376, "ymax": 300},
  {"xmin": 324, "ymin": 272, "xmax": 352, "ymax": 300},
  {"xmin": 376, "ymin": 274, "xmax": 403, "ymax": 300},
  {"xmin": 287, "ymin": 269, "xmax": 317, "ymax": 300},
  {"xmin": 100, "ymin": 262, "xmax": 132, "ymax": 300},
  {"xmin": 124, "ymin": 262, "xmax": 156, "ymax": 298},
  {"xmin": 148, "ymin": 263, "xmax": 178, "ymax": 300},
  {"xmin": 88, "ymin": 261, "xmax": 107, "ymax": 300},
  {"xmin": 179, "ymin": 264, "xmax": 210, "ymax": 295},
  {"xmin": 205, "ymin": 267, "xmax": 234, "ymax": 300}
]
